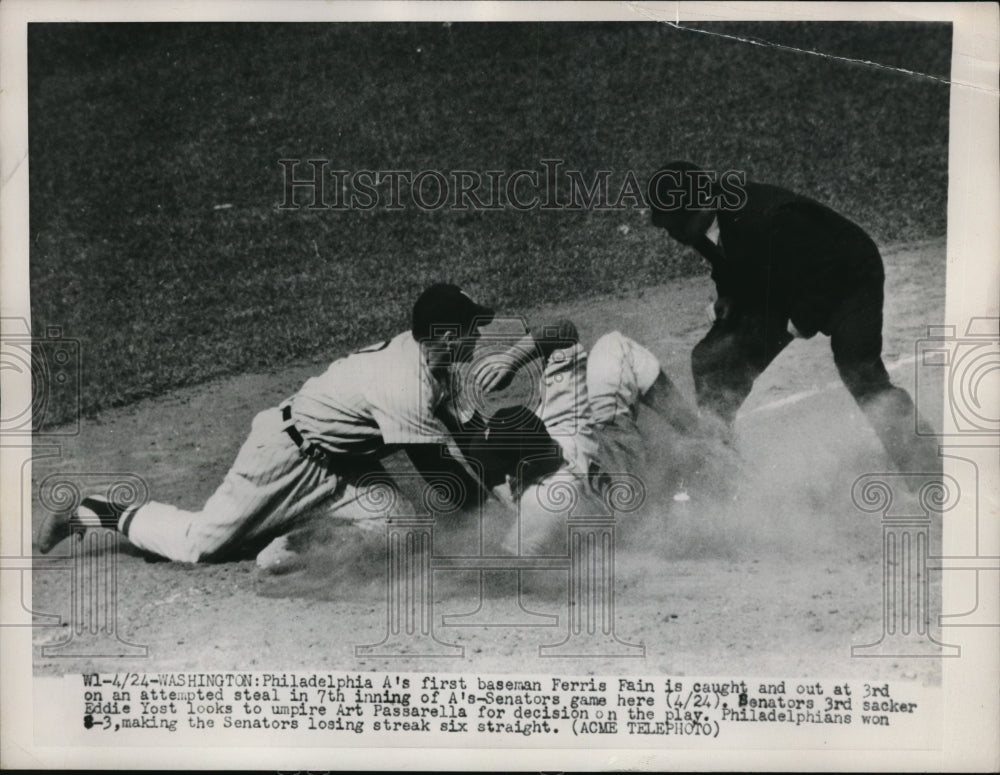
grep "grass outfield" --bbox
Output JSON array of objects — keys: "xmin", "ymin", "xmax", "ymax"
[{"xmin": 27, "ymin": 22, "xmax": 951, "ymax": 428}]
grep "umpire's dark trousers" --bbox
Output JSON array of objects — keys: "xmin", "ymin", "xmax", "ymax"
[{"xmin": 690, "ymin": 280, "xmax": 940, "ymax": 474}]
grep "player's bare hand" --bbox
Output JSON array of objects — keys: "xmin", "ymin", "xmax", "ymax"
[{"xmin": 473, "ymin": 357, "xmax": 516, "ymax": 393}]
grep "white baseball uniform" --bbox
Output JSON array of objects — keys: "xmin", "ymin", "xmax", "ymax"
[
  {"xmin": 536, "ymin": 341, "xmax": 600, "ymax": 475},
  {"xmin": 509, "ymin": 331, "xmax": 661, "ymax": 554},
  {"xmin": 587, "ymin": 331, "xmax": 662, "ymax": 426},
  {"xmin": 125, "ymin": 331, "xmax": 451, "ymax": 563},
  {"xmin": 586, "ymin": 330, "xmax": 662, "ymax": 477}
]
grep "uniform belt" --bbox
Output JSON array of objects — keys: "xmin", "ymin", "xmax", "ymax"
[
  {"xmin": 281, "ymin": 404, "xmax": 305, "ymax": 445},
  {"xmin": 281, "ymin": 404, "xmax": 331, "ymax": 464},
  {"xmin": 280, "ymin": 405, "xmax": 391, "ymax": 473}
]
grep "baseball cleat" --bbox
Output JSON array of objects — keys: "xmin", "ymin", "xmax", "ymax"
[
  {"xmin": 34, "ymin": 509, "xmax": 74, "ymax": 554},
  {"xmin": 34, "ymin": 495, "xmax": 129, "ymax": 554}
]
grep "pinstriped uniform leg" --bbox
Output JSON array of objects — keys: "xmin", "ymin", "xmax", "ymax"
[{"xmin": 125, "ymin": 408, "xmax": 347, "ymax": 562}]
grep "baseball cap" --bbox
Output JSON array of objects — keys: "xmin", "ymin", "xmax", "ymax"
[
  {"xmin": 648, "ymin": 160, "xmax": 708, "ymax": 214},
  {"xmin": 411, "ymin": 283, "xmax": 494, "ymax": 341}
]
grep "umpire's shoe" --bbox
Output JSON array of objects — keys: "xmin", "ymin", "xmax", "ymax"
[{"xmin": 34, "ymin": 495, "xmax": 130, "ymax": 554}]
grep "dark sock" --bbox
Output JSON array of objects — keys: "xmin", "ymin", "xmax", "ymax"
[{"xmin": 73, "ymin": 496, "xmax": 132, "ymax": 531}]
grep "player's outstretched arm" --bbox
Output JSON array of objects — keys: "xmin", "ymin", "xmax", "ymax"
[{"xmin": 475, "ymin": 318, "xmax": 580, "ymax": 393}]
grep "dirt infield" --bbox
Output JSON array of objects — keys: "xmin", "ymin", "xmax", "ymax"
[{"xmin": 31, "ymin": 240, "xmax": 946, "ymax": 683}]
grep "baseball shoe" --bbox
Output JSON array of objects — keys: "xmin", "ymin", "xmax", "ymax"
[
  {"xmin": 34, "ymin": 509, "xmax": 74, "ymax": 554},
  {"xmin": 255, "ymin": 535, "xmax": 302, "ymax": 573},
  {"xmin": 34, "ymin": 495, "xmax": 128, "ymax": 554}
]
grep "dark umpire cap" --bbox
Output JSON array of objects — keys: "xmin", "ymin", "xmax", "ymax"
[
  {"xmin": 412, "ymin": 283, "xmax": 494, "ymax": 341},
  {"xmin": 648, "ymin": 160, "xmax": 715, "ymax": 227}
]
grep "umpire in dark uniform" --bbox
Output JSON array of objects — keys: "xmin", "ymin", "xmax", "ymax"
[{"xmin": 647, "ymin": 161, "xmax": 939, "ymax": 474}]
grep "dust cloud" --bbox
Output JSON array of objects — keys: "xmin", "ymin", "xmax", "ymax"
[{"xmin": 255, "ymin": 393, "xmax": 891, "ymax": 604}]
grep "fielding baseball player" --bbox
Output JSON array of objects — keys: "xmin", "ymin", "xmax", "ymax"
[
  {"xmin": 648, "ymin": 161, "xmax": 940, "ymax": 475},
  {"xmin": 463, "ymin": 324, "xmax": 705, "ymax": 554},
  {"xmin": 35, "ymin": 284, "xmax": 496, "ymax": 566}
]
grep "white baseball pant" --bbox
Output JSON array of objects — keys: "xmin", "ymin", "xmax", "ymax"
[{"xmin": 124, "ymin": 406, "xmax": 408, "ymax": 563}]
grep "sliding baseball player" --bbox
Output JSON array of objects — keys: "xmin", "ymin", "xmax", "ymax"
[{"xmin": 457, "ymin": 321, "xmax": 707, "ymax": 554}]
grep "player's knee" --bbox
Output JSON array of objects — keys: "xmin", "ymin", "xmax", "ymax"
[{"xmin": 591, "ymin": 331, "xmax": 628, "ymax": 359}]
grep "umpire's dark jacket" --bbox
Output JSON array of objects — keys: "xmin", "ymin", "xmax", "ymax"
[{"xmin": 709, "ymin": 182, "xmax": 884, "ymax": 338}]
